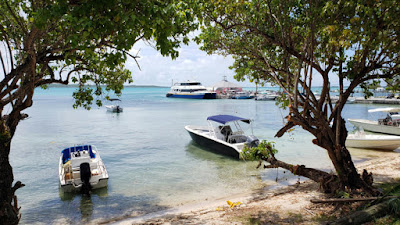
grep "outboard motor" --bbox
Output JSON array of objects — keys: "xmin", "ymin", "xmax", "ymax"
[
  {"xmin": 80, "ymin": 163, "xmax": 92, "ymax": 195},
  {"xmin": 247, "ymin": 135, "xmax": 259, "ymax": 148}
]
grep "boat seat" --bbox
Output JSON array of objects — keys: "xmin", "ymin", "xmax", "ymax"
[
  {"xmin": 213, "ymin": 128, "xmax": 225, "ymax": 140},
  {"xmin": 219, "ymin": 125, "xmax": 233, "ymax": 141}
]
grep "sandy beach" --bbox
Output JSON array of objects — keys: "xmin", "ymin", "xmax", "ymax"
[{"xmin": 108, "ymin": 150, "xmax": 400, "ymax": 225}]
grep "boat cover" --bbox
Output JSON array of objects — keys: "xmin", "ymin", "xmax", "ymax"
[
  {"xmin": 207, "ymin": 115, "xmax": 250, "ymax": 124},
  {"xmin": 61, "ymin": 145, "xmax": 95, "ymax": 164}
]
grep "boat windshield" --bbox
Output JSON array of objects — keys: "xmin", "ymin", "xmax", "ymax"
[{"xmin": 61, "ymin": 145, "xmax": 96, "ymax": 164}]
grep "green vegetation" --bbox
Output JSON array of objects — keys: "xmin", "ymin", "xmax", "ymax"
[
  {"xmin": 193, "ymin": 0, "xmax": 400, "ymax": 194},
  {"xmin": 241, "ymin": 140, "xmax": 278, "ymax": 161},
  {"xmin": 0, "ymin": 1, "xmax": 197, "ymax": 223}
]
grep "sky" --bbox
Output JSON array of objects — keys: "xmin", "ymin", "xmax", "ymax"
[
  {"xmin": 126, "ymin": 39, "xmax": 244, "ymax": 87},
  {"xmin": 125, "ymin": 38, "xmax": 343, "ymax": 88},
  {"xmin": 0, "ymin": 37, "xmax": 344, "ymax": 88}
]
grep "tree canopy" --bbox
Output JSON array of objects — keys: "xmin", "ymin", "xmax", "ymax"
[
  {"xmin": 0, "ymin": 0, "xmax": 197, "ymax": 223},
  {"xmin": 193, "ymin": 0, "xmax": 400, "ymax": 194}
]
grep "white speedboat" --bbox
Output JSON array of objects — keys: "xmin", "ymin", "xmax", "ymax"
[
  {"xmin": 59, "ymin": 145, "xmax": 109, "ymax": 192},
  {"xmin": 232, "ymin": 91, "xmax": 253, "ymax": 99},
  {"xmin": 105, "ymin": 98, "xmax": 123, "ymax": 113},
  {"xmin": 255, "ymin": 91, "xmax": 279, "ymax": 101},
  {"xmin": 348, "ymin": 107, "xmax": 400, "ymax": 135},
  {"xmin": 166, "ymin": 81, "xmax": 216, "ymax": 99},
  {"xmin": 185, "ymin": 115, "xmax": 259, "ymax": 158},
  {"xmin": 346, "ymin": 132, "xmax": 400, "ymax": 150}
]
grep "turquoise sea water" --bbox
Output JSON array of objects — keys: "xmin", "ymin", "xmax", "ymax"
[{"xmin": 9, "ymin": 86, "xmax": 398, "ymax": 224}]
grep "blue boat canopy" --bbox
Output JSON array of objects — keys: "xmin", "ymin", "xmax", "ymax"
[
  {"xmin": 61, "ymin": 145, "xmax": 96, "ymax": 164},
  {"xmin": 207, "ymin": 115, "xmax": 250, "ymax": 124}
]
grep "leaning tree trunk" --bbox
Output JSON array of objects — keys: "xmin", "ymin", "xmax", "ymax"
[
  {"xmin": 0, "ymin": 119, "xmax": 24, "ymax": 224},
  {"xmin": 313, "ymin": 119, "xmax": 377, "ymax": 195}
]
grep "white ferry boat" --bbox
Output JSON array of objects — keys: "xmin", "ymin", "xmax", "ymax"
[{"xmin": 166, "ymin": 81, "xmax": 216, "ymax": 99}]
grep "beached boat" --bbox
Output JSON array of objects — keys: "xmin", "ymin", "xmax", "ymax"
[
  {"xmin": 185, "ymin": 115, "xmax": 259, "ymax": 158},
  {"xmin": 105, "ymin": 98, "xmax": 123, "ymax": 113},
  {"xmin": 166, "ymin": 81, "xmax": 216, "ymax": 99},
  {"xmin": 346, "ymin": 132, "xmax": 400, "ymax": 150},
  {"xmin": 59, "ymin": 145, "xmax": 109, "ymax": 192},
  {"xmin": 348, "ymin": 107, "xmax": 400, "ymax": 135}
]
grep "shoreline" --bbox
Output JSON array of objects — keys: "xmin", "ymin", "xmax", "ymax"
[{"xmin": 106, "ymin": 151, "xmax": 400, "ymax": 225}]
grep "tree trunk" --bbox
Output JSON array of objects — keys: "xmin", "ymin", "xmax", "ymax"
[
  {"xmin": 0, "ymin": 119, "xmax": 22, "ymax": 224},
  {"xmin": 311, "ymin": 119, "xmax": 377, "ymax": 195}
]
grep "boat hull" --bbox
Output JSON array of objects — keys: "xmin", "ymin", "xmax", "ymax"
[
  {"xmin": 346, "ymin": 134, "xmax": 400, "ymax": 150},
  {"xmin": 166, "ymin": 92, "xmax": 216, "ymax": 99},
  {"xmin": 348, "ymin": 119, "xmax": 400, "ymax": 135},
  {"xmin": 186, "ymin": 129, "xmax": 241, "ymax": 158},
  {"xmin": 60, "ymin": 178, "xmax": 109, "ymax": 192}
]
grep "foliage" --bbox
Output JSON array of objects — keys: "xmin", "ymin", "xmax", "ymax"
[
  {"xmin": 360, "ymin": 80, "xmax": 382, "ymax": 99},
  {"xmin": 192, "ymin": 0, "xmax": 400, "ymax": 194},
  {"xmin": 241, "ymin": 140, "xmax": 278, "ymax": 161},
  {"xmin": 0, "ymin": 0, "xmax": 197, "ymax": 111},
  {"xmin": 0, "ymin": 1, "xmax": 198, "ymax": 223}
]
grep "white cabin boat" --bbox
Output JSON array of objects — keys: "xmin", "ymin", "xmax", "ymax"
[
  {"xmin": 185, "ymin": 115, "xmax": 259, "ymax": 158},
  {"xmin": 346, "ymin": 132, "xmax": 400, "ymax": 150},
  {"xmin": 348, "ymin": 107, "xmax": 400, "ymax": 135},
  {"xmin": 166, "ymin": 81, "xmax": 216, "ymax": 99},
  {"xmin": 59, "ymin": 145, "xmax": 109, "ymax": 192}
]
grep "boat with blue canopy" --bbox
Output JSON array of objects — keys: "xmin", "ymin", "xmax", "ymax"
[
  {"xmin": 59, "ymin": 145, "xmax": 109, "ymax": 192},
  {"xmin": 185, "ymin": 115, "xmax": 259, "ymax": 158}
]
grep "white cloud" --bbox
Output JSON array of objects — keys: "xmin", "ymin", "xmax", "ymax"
[{"xmin": 125, "ymin": 40, "xmax": 246, "ymax": 87}]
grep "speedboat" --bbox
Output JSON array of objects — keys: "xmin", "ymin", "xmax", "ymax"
[
  {"xmin": 185, "ymin": 115, "xmax": 259, "ymax": 158},
  {"xmin": 348, "ymin": 107, "xmax": 400, "ymax": 135},
  {"xmin": 59, "ymin": 145, "xmax": 109, "ymax": 192},
  {"xmin": 255, "ymin": 91, "xmax": 279, "ymax": 101},
  {"xmin": 232, "ymin": 91, "xmax": 253, "ymax": 99},
  {"xmin": 105, "ymin": 98, "xmax": 123, "ymax": 113},
  {"xmin": 166, "ymin": 81, "xmax": 216, "ymax": 99},
  {"xmin": 346, "ymin": 131, "xmax": 400, "ymax": 150}
]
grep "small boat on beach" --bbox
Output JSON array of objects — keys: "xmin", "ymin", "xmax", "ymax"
[
  {"xmin": 348, "ymin": 107, "xmax": 400, "ymax": 135},
  {"xmin": 185, "ymin": 115, "xmax": 259, "ymax": 158},
  {"xmin": 105, "ymin": 98, "xmax": 123, "ymax": 113},
  {"xmin": 59, "ymin": 145, "xmax": 109, "ymax": 192},
  {"xmin": 346, "ymin": 132, "xmax": 400, "ymax": 151},
  {"xmin": 166, "ymin": 81, "xmax": 216, "ymax": 99}
]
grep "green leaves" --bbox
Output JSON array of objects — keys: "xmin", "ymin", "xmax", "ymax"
[
  {"xmin": 241, "ymin": 140, "xmax": 278, "ymax": 161},
  {"xmin": 1, "ymin": 0, "xmax": 198, "ymax": 110}
]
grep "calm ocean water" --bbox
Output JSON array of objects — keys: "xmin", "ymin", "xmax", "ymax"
[{"xmin": 9, "ymin": 86, "xmax": 398, "ymax": 224}]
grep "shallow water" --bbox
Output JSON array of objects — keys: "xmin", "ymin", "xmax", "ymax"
[{"xmin": 9, "ymin": 86, "xmax": 398, "ymax": 224}]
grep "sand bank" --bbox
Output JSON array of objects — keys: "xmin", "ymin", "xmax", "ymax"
[{"xmin": 109, "ymin": 151, "xmax": 400, "ymax": 224}]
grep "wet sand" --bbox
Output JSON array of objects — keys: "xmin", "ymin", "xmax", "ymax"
[{"xmin": 108, "ymin": 151, "xmax": 400, "ymax": 225}]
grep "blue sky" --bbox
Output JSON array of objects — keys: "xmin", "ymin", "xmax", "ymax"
[
  {"xmin": 126, "ymin": 39, "xmax": 344, "ymax": 88},
  {"xmin": 127, "ymin": 40, "xmax": 253, "ymax": 87}
]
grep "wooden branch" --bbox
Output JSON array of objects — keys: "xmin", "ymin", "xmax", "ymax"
[
  {"xmin": 274, "ymin": 121, "xmax": 294, "ymax": 138},
  {"xmin": 310, "ymin": 196, "xmax": 399, "ymax": 204}
]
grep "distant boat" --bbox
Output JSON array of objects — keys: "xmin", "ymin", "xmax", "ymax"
[
  {"xmin": 59, "ymin": 145, "xmax": 109, "ymax": 192},
  {"xmin": 232, "ymin": 91, "xmax": 253, "ymax": 99},
  {"xmin": 346, "ymin": 132, "xmax": 400, "ymax": 150},
  {"xmin": 255, "ymin": 91, "xmax": 279, "ymax": 101},
  {"xmin": 348, "ymin": 107, "xmax": 400, "ymax": 135},
  {"xmin": 105, "ymin": 98, "xmax": 123, "ymax": 113},
  {"xmin": 166, "ymin": 81, "xmax": 216, "ymax": 99},
  {"xmin": 185, "ymin": 115, "xmax": 259, "ymax": 158}
]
